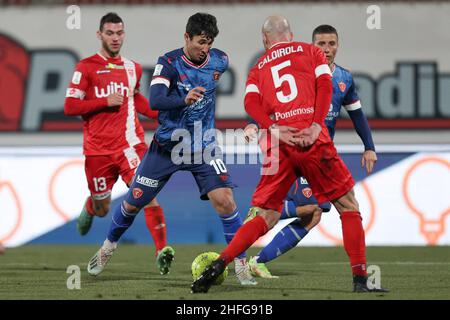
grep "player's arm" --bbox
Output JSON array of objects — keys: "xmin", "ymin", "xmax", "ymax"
[
  {"xmin": 64, "ymin": 63, "xmax": 120, "ymax": 116},
  {"xmin": 244, "ymin": 117, "xmax": 259, "ymax": 143},
  {"xmin": 149, "ymin": 57, "xmax": 204, "ymax": 110},
  {"xmin": 298, "ymin": 47, "xmax": 333, "ymax": 147},
  {"xmin": 133, "ymin": 63, "xmax": 158, "ymax": 119},
  {"xmin": 244, "ymin": 70, "xmax": 273, "ymax": 129},
  {"xmin": 344, "ymin": 76, "xmax": 377, "ymax": 174}
]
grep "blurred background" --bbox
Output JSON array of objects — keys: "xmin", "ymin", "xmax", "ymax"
[{"xmin": 0, "ymin": 0, "xmax": 449, "ymax": 248}]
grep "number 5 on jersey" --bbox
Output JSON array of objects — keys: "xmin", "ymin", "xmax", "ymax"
[{"xmin": 271, "ymin": 60, "xmax": 298, "ymax": 103}]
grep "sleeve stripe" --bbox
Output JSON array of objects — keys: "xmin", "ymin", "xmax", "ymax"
[
  {"xmin": 150, "ymin": 77, "xmax": 170, "ymax": 88},
  {"xmin": 65, "ymin": 88, "xmax": 86, "ymax": 100},
  {"xmin": 245, "ymin": 84, "xmax": 260, "ymax": 95},
  {"xmin": 315, "ymin": 64, "xmax": 332, "ymax": 78},
  {"xmin": 344, "ymin": 100, "xmax": 362, "ymax": 111}
]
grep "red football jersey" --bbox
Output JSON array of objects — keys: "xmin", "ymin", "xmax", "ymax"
[
  {"xmin": 245, "ymin": 41, "xmax": 331, "ymax": 130},
  {"xmin": 65, "ymin": 53, "xmax": 147, "ymax": 155}
]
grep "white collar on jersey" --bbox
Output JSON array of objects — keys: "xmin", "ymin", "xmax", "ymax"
[{"xmin": 97, "ymin": 52, "xmax": 122, "ymax": 61}]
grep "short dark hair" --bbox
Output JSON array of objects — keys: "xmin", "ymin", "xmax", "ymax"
[
  {"xmin": 99, "ymin": 12, "xmax": 123, "ymax": 31},
  {"xmin": 186, "ymin": 13, "xmax": 219, "ymax": 40},
  {"xmin": 312, "ymin": 24, "xmax": 338, "ymax": 42}
]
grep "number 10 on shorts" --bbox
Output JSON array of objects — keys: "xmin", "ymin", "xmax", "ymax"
[{"xmin": 210, "ymin": 159, "xmax": 227, "ymax": 174}]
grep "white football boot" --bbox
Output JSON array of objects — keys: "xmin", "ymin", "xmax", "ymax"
[
  {"xmin": 87, "ymin": 239, "xmax": 117, "ymax": 276},
  {"xmin": 234, "ymin": 257, "xmax": 258, "ymax": 285}
]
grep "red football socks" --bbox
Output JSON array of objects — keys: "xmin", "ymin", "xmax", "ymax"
[
  {"xmin": 219, "ymin": 215, "xmax": 269, "ymax": 265},
  {"xmin": 85, "ymin": 197, "xmax": 95, "ymax": 216},
  {"xmin": 144, "ymin": 206, "xmax": 167, "ymax": 253},
  {"xmin": 340, "ymin": 211, "xmax": 368, "ymax": 277}
]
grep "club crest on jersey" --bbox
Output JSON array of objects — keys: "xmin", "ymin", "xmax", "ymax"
[
  {"xmin": 339, "ymin": 82, "xmax": 346, "ymax": 92},
  {"xmin": 302, "ymin": 187, "xmax": 313, "ymax": 198},
  {"xmin": 213, "ymin": 71, "xmax": 220, "ymax": 81},
  {"xmin": 132, "ymin": 188, "xmax": 143, "ymax": 199},
  {"xmin": 130, "ymin": 158, "xmax": 139, "ymax": 168}
]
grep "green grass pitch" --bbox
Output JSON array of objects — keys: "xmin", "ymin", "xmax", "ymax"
[{"xmin": 1, "ymin": 245, "xmax": 449, "ymax": 300}]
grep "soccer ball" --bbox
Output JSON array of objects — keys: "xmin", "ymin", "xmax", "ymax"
[{"xmin": 191, "ymin": 252, "xmax": 228, "ymax": 285}]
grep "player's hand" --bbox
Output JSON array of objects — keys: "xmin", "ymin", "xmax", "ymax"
[
  {"xmin": 269, "ymin": 124, "xmax": 301, "ymax": 147},
  {"xmin": 244, "ymin": 124, "xmax": 259, "ymax": 143},
  {"xmin": 185, "ymin": 87, "xmax": 205, "ymax": 105},
  {"xmin": 297, "ymin": 122, "xmax": 322, "ymax": 147},
  {"xmin": 107, "ymin": 92, "xmax": 124, "ymax": 107},
  {"xmin": 362, "ymin": 150, "xmax": 377, "ymax": 174}
]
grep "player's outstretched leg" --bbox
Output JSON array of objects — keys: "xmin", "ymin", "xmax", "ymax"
[
  {"xmin": 210, "ymin": 188, "xmax": 257, "ymax": 286},
  {"xmin": 192, "ymin": 214, "xmax": 271, "ymax": 293},
  {"xmin": 250, "ymin": 218, "xmax": 307, "ymax": 278},
  {"xmin": 156, "ymin": 246, "xmax": 175, "ymax": 275},
  {"xmin": 87, "ymin": 239, "xmax": 117, "ymax": 276},
  {"xmin": 77, "ymin": 197, "xmax": 95, "ymax": 236},
  {"xmin": 220, "ymin": 210, "xmax": 257, "ymax": 285}
]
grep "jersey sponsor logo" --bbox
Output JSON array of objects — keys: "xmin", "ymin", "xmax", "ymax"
[
  {"xmin": 213, "ymin": 71, "xmax": 221, "ymax": 81},
  {"xmin": 300, "ymin": 177, "xmax": 308, "ymax": 184},
  {"xmin": 339, "ymin": 82, "xmax": 346, "ymax": 92},
  {"xmin": 72, "ymin": 71, "xmax": 82, "ymax": 84},
  {"xmin": 94, "ymin": 81, "xmax": 130, "ymax": 98},
  {"xmin": 136, "ymin": 175, "xmax": 158, "ymax": 188},
  {"xmin": 302, "ymin": 187, "xmax": 313, "ymax": 198},
  {"xmin": 273, "ymin": 107, "xmax": 314, "ymax": 121},
  {"xmin": 258, "ymin": 45, "xmax": 303, "ymax": 69},
  {"xmin": 132, "ymin": 187, "xmax": 143, "ymax": 199},
  {"xmin": 153, "ymin": 64, "xmax": 163, "ymax": 76}
]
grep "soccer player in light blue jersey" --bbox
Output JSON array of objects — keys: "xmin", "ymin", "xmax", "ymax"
[
  {"xmin": 245, "ymin": 25, "xmax": 378, "ymax": 287},
  {"xmin": 86, "ymin": 13, "xmax": 256, "ymax": 285}
]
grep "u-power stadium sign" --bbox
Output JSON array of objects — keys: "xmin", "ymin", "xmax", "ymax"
[{"xmin": 1, "ymin": 32, "xmax": 449, "ymax": 131}]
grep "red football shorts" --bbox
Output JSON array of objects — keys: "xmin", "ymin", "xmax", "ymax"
[
  {"xmin": 84, "ymin": 143, "xmax": 148, "ymax": 200},
  {"xmin": 252, "ymin": 128, "xmax": 354, "ymax": 212}
]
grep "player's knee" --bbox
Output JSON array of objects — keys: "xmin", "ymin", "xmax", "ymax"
[
  {"xmin": 214, "ymin": 196, "xmax": 236, "ymax": 215},
  {"xmin": 147, "ymin": 198, "xmax": 159, "ymax": 207},
  {"xmin": 123, "ymin": 201, "xmax": 140, "ymax": 214},
  {"xmin": 260, "ymin": 210, "xmax": 281, "ymax": 229},
  {"xmin": 95, "ymin": 206, "xmax": 109, "ymax": 217},
  {"xmin": 332, "ymin": 190, "xmax": 360, "ymax": 213},
  {"xmin": 93, "ymin": 201, "xmax": 110, "ymax": 217}
]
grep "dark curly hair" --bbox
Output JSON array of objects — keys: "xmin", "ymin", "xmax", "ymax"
[{"xmin": 186, "ymin": 13, "xmax": 219, "ymax": 40}]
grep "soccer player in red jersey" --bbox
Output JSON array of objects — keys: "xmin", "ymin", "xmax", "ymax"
[
  {"xmin": 64, "ymin": 13, "xmax": 174, "ymax": 275},
  {"xmin": 192, "ymin": 15, "xmax": 388, "ymax": 293}
]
